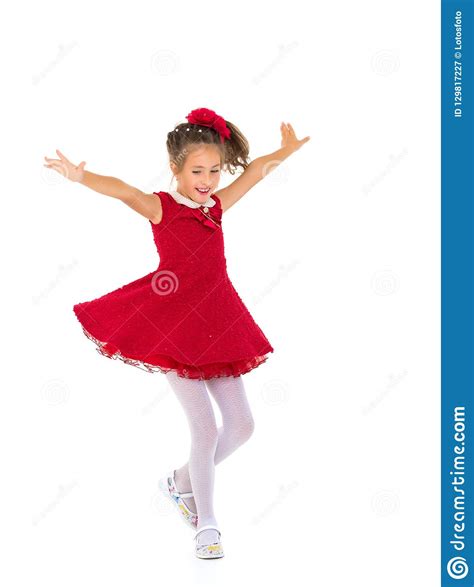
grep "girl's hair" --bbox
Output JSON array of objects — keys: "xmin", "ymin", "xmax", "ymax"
[{"xmin": 166, "ymin": 118, "xmax": 250, "ymax": 176}]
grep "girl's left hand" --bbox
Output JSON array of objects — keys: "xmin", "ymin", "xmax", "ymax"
[{"xmin": 280, "ymin": 122, "xmax": 311, "ymax": 152}]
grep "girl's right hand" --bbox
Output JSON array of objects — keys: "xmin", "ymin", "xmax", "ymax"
[{"xmin": 44, "ymin": 149, "xmax": 86, "ymax": 182}]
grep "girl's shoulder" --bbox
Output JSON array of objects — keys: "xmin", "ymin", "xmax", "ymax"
[
  {"xmin": 149, "ymin": 191, "xmax": 169, "ymax": 225},
  {"xmin": 211, "ymin": 192, "xmax": 222, "ymax": 208}
]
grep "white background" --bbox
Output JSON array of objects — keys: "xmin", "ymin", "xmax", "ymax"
[{"xmin": 4, "ymin": 0, "xmax": 439, "ymax": 584}]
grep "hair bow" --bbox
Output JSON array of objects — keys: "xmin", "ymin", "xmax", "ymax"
[{"xmin": 186, "ymin": 108, "xmax": 231, "ymax": 144}]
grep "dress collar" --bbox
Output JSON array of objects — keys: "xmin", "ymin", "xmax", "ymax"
[{"xmin": 169, "ymin": 190, "xmax": 216, "ymax": 209}]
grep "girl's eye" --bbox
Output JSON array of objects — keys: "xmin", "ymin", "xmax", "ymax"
[{"xmin": 192, "ymin": 170, "xmax": 220, "ymax": 174}]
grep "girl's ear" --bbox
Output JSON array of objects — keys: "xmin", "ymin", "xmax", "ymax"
[{"xmin": 169, "ymin": 161, "xmax": 178, "ymax": 175}]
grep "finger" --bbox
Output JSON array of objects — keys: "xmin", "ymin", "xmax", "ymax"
[
  {"xmin": 46, "ymin": 161, "xmax": 67, "ymax": 173},
  {"xmin": 56, "ymin": 149, "xmax": 70, "ymax": 163}
]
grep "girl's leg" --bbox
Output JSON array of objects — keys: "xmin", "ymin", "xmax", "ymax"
[
  {"xmin": 165, "ymin": 371, "xmax": 219, "ymax": 544},
  {"xmin": 174, "ymin": 375, "xmax": 254, "ymax": 511}
]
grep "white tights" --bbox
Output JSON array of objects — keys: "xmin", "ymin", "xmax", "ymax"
[{"xmin": 165, "ymin": 371, "xmax": 254, "ymax": 539}]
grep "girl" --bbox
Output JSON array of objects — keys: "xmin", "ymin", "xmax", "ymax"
[{"xmin": 43, "ymin": 107, "xmax": 310, "ymax": 559}]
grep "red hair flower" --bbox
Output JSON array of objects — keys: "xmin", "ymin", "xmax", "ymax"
[{"xmin": 186, "ymin": 108, "xmax": 231, "ymax": 144}]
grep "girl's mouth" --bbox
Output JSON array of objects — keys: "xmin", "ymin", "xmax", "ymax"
[{"xmin": 195, "ymin": 187, "xmax": 210, "ymax": 195}]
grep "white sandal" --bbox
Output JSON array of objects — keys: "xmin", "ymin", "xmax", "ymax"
[
  {"xmin": 194, "ymin": 524, "xmax": 224, "ymax": 559},
  {"xmin": 158, "ymin": 470, "xmax": 198, "ymax": 530}
]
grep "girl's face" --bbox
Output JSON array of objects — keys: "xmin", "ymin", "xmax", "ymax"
[{"xmin": 171, "ymin": 145, "xmax": 222, "ymax": 204}]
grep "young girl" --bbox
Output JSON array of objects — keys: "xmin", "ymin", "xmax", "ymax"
[{"xmin": 44, "ymin": 107, "xmax": 310, "ymax": 559}]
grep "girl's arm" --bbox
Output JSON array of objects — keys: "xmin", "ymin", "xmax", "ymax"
[
  {"xmin": 81, "ymin": 172, "xmax": 163, "ymax": 223},
  {"xmin": 215, "ymin": 122, "xmax": 310, "ymax": 213},
  {"xmin": 44, "ymin": 149, "xmax": 162, "ymax": 223},
  {"xmin": 80, "ymin": 171, "xmax": 140, "ymax": 200}
]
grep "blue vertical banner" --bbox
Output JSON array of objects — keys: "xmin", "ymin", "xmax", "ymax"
[{"xmin": 442, "ymin": 1, "xmax": 474, "ymax": 585}]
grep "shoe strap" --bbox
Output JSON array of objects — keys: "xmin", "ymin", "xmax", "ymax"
[
  {"xmin": 194, "ymin": 524, "xmax": 221, "ymax": 540},
  {"xmin": 170, "ymin": 470, "xmax": 194, "ymax": 499}
]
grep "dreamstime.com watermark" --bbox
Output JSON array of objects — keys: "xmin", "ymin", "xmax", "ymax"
[
  {"xmin": 251, "ymin": 258, "xmax": 301, "ymax": 306},
  {"xmin": 32, "ymin": 42, "xmax": 79, "ymax": 86},
  {"xmin": 361, "ymin": 148, "xmax": 408, "ymax": 196},
  {"xmin": 252, "ymin": 42, "xmax": 299, "ymax": 85},
  {"xmin": 445, "ymin": 406, "xmax": 469, "ymax": 580},
  {"xmin": 251, "ymin": 480, "xmax": 299, "ymax": 525},
  {"xmin": 361, "ymin": 370, "xmax": 408, "ymax": 415},
  {"xmin": 141, "ymin": 387, "xmax": 171, "ymax": 416},
  {"xmin": 32, "ymin": 481, "xmax": 79, "ymax": 526},
  {"xmin": 32, "ymin": 259, "xmax": 79, "ymax": 305}
]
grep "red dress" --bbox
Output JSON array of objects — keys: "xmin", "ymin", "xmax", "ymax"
[{"xmin": 73, "ymin": 191, "xmax": 274, "ymax": 379}]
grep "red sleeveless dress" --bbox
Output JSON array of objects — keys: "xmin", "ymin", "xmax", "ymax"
[{"xmin": 73, "ymin": 191, "xmax": 274, "ymax": 379}]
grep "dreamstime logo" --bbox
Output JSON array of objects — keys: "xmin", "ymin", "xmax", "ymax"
[
  {"xmin": 151, "ymin": 270, "xmax": 179, "ymax": 295},
  {"xmin": 41, "ymin": 163, "xmax": 69, "ymax": 186},
  {"xmin": 446, "ymin": 407, "xmax": 468, "ymax": 580},
  {"xmin": 446, "ymin": 556, "xmax": 468, "ymax": 579},
  {"xmin": 261, "ymin": 159, "xmax": 290, "ymax": 186},
  {"xmin": 370, "ymin": 489, "xmax": 400, "ymax": 516},
  {"xmin": 150, "ymin": 50, "xmax": 180, "ymax": 75},
  {"xmin": 370, "ymin": 49, "xmax": 400, "ymax": 76},
  {"xmin": 261, "ymin": 379, "xmax": 290, "ymax": 406},
  {"xmin": 151, "ymin": 485, "xmax": 175, "ymax": 519},
  {"xmin": 41, "ymin": 378, "xmax": 70, "ymax": 406},
  {"xmin": 371, "ymin": 269, "xmax": 399, "ymax": 296}
]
